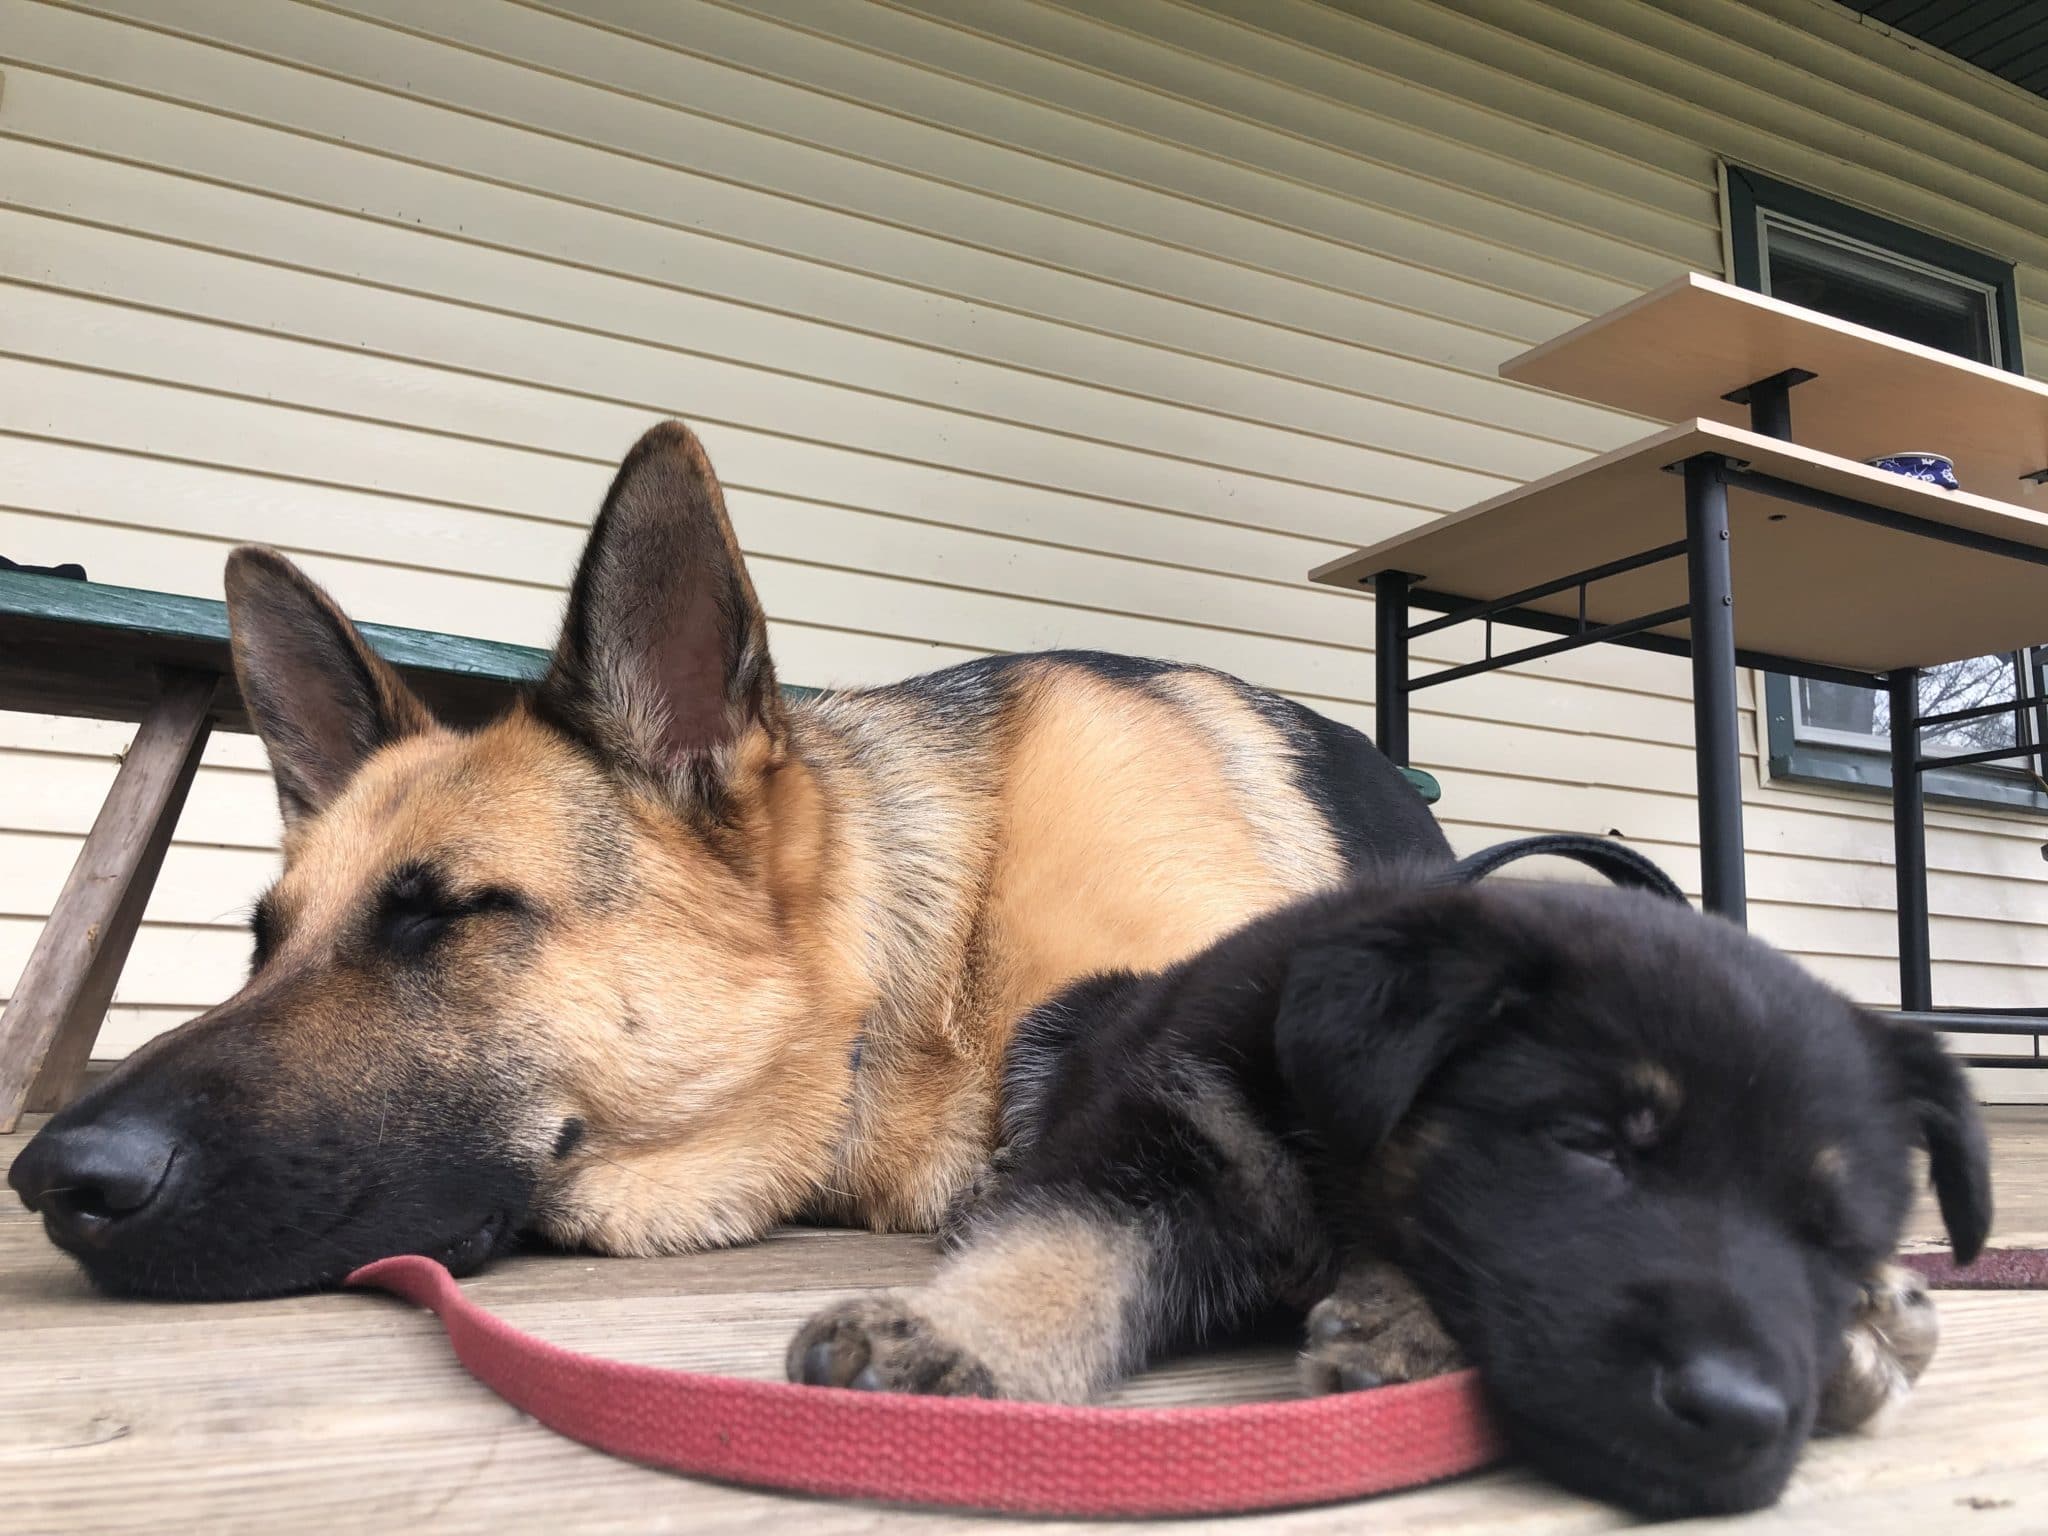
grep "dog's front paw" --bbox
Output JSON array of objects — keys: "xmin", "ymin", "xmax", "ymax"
[
  {"xmin": 787, "ymin": 1294, "xmax": 999, "ymax": 1397},
  {"xmin": 1817, "ymin": 1263, "xmax": 1939, "ymax": 1433},
  {"xmin": 1299, "ymin": 1286, "xmax": 1464, "ymax": 1395}
]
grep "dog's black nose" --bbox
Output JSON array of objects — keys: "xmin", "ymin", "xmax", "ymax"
[
  {"xmin": 1653, "ymin": 1353, "xmax": 1790, "ymax": 1458},
  {"xmin": 7, "ymin": 1119, "xmax": 180, "ymax": 1249}
]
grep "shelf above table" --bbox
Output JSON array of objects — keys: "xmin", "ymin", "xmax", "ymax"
[
  {"xmin": 1309, "ymin": 419, "xmax": 2048, "ymax": 676},
  {"xmin": 1500, "ymin": 273, "xmax": 2048, "ymax": 505}
]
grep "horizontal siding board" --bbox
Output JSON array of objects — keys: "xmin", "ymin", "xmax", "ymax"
[
  {"xmin": 538, "ymin": 0, "xmax": 1721, "ymax": 282},
  {"xmin": 0, "ymin": 205, "xmax": 1600, "ymax": 490},
  {"xmin": 0, "ymin": 135, "xmax": 1639, "ymax": 460},
  {"xmin": 0, "ymin": 231, "xmax": 1546, "ymax": 515},
  {"xmin": 1369, "ymin": 0, "xmax": 2048, "ymax": 280},
  {"xmin": 0, "ymin": 712, "xmax": 270, "ymax": 770},
  {"xmin": 1175, "ymin": 0, "xmax": 1720, "ymax": 186},
  {"xmin": 941, "ymin": 0, "xmax": 1723, "ymax": 225},
  {"xmin": 13, "ymin": 2, "xmax": 1595, "ymax": 348},
  {"xmin": 67, "ymin": 0, "xmax": 1664, "ymax": 316},
  {"xmin": 1546, "ymin": 0, "xmax": 2048, "ymax": 205},
  {"xmin": 0, "ymin": 831, "xmax": 277, "ymax": 928},
  {"xmin": 0, "ymin": 308, "xmax": 1458, "ymax": 541}
]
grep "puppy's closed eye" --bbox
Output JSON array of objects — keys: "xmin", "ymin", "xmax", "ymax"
[{"xmin": 1544, "ymin": 1115, "xmax": 1626, "ymax": 1172}]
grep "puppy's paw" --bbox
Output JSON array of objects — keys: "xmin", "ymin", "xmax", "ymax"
[
  {"xmin": 787, "ymin": 1294, "xmax": 999, "ymax": 1397},
  {"xmin": 1299, "ymin": 1287, "xmax": 1465, "ymax": 1395},
  {"xmin": 1817, "ymin": 1263, "xmax": 1939, "ymax": 1433}
]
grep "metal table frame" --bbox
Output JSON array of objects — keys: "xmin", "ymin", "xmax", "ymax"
[{"xmin": 1371, "ymin": 372, "xmax": 2048, "ymax": 1068}]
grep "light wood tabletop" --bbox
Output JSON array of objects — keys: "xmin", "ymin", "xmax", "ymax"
[
  {"xmin": 1500, "ymin": 272, "xmax": 2048, "ymax": 507},
  {"xmin": 1310, "ymin": 418, "xmax": 2048, "ymax": 675}
]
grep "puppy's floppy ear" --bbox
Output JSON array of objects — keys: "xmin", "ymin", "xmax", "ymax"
[
  {"xmin": 225, "ymin": 547, "xmax": 435, "ymax": 826},
  {"xmin": 535, "ymin": 420, "xmax": 784, "ymax": 813},
  {"xmin": 1868, "ymin": 1013, "xmax": 1992, "ymax": 1264},
  {"xmin": 1275, "ymin": 894, "xmax": 1529, "ymax": 1165}
]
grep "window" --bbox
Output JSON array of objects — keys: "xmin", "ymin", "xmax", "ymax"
[{"xmin": 1725, "ymin": 167, "xmax": 2045, "ymax": 811}]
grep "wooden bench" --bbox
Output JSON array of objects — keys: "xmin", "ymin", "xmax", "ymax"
[
  {"xmin": 0, "ymin": 567, "xmax": 1439, "ymax": 1130},
  {"xmin": 0, "ymin": 568, "xmax": 559, "ymax": 1130}
]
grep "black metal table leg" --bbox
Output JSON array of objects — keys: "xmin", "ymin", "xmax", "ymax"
[
  {"xmin": 1375, "ymin": 571, "xmax": 1411, "ymax": 766},
  {"xmin": 1722, "ymin": 367, "xmax": 1815, "ymax": 440},
  {"xmin": 1683, "ymin": 456, "xmax": 1747, "ymax": 923},
  {"xmin": 1888, "ymin": 668, "xmax": 1934, "ymax": 1011}
]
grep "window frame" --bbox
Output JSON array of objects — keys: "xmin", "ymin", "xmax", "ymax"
[{"xmin": 1724, "ymin": 166, "xmax": 2045, "ymax": 814}]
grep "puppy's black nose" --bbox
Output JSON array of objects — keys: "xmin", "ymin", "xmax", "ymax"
[
  {"xmin": 7, "ymin": 1119, "xmax": 180, "ymax": 1250},
  {"xmin": 1653, "ymin": 1353, "xmax": 1790, "ymax": 1458}
]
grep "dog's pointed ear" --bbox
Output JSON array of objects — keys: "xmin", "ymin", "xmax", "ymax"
[
  {"xmin": 1275, "ymin": 895, "xmax": 1529, "ymax": 1164},
  {"xmin": 225, "ymin": 547, "xmax": 435, "ymax": 826},
  {"xmin": 1869, "ymin": 1014, "xmax": 1992, "ymax": 1264},
  {"xmin": 535, "ymin": 421, "xmax": 783, "ymax": 809}
]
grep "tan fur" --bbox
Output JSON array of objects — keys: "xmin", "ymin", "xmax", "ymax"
[
  {"xmin": 789, "ymin": 1208, "xmax": 1151, "ymax": 1402},
  {"xmin": 920, "ymin": 1209, "xmax": 1151, "ymax": 1401},
  {"xmin": 1625, "ymin": 1061, "xmax": 1684, "ymax": 1117}
]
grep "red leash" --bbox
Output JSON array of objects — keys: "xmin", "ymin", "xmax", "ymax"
[{"xmin": 346, "ymin": 1255, "xmax": 1502, "ymax": 1516}]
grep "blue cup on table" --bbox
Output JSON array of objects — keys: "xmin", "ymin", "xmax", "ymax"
[{"xmin": 1865, "ymin": 452, "xmax": 1960, "ymax": 491}]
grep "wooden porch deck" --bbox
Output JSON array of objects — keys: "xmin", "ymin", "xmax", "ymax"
[{"xmin": 6, "ymin": 1109, "xmax": 2047, "ymax": 1534}]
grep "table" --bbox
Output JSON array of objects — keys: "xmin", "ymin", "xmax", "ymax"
[{"xmin": 1312, "ymin": 273, "xmax": 2048, "ymax": 1054}]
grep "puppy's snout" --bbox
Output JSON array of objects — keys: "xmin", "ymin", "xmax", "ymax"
[{"xmin": 1652, "ymin": 1352, "xmax": 1790, "ymax": 1460}]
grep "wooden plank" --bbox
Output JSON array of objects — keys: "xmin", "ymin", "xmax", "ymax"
[
  {"xmin": 0, "ymin": 568, "xmax": 547, "ymax": 682},
  {"xmin": 2, "ymin": 1113, "xmax": 2045, "ymax": 1533},
  {"xmin": 1500, "ymin": 273, "xmax": 2048, "ymax": 501},
  {"xmin": 0, "ymin": 671, "xmax": 214, "ymax": 1128},
  {"xmin": 1311, "ymin": 419, "xmax": 2048, "ymax": 673},
  {"xmin": 0, "ymin": 566, "xmax": 545, "ymax": 732}
]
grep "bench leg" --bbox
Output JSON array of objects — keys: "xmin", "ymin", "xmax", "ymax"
[{"xmin": 0, "ymin": 670, "xmax": 217, "ymax": 1130}]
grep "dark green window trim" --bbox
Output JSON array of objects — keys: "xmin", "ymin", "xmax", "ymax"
[
  {"xmin": 1726, "ymin": 168, "xmax": 2025, "ymax": 360},
  {"xmin": 1727, "ymin": 166, "xmax": 2045, "ymax": 815},
  {"xmin": 1761, "ymin": 675, "xmax": 2048, "ymax": 813}
]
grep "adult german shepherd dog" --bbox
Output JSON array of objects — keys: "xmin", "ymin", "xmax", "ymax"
[{"xmin": 9, "ymin": 421, "xmax": 1448, "ymax": 1294}]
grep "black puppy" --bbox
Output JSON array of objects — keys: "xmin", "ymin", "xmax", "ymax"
[{"xmin": 789, "ymin": 872, "xmax": 1990, "ymax": 1517}]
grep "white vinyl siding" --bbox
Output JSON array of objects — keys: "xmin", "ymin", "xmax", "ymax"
[{"xmin": 1, "ymin": 0, "xmax": 2043, "ymax": 1091}]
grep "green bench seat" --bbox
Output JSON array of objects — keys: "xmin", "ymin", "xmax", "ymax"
[{"xmin": 0, "ymin": 568, "xmax": 1440, "ymax": 799}]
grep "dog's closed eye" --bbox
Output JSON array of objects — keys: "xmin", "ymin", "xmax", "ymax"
[
  {"xmin": 1545, "ymin": 1115, "xmax": 1625, "ymax": 1168},
  {"xmin": 375, "ymin": 863, "xmax": 527, "ymax": 960}
]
